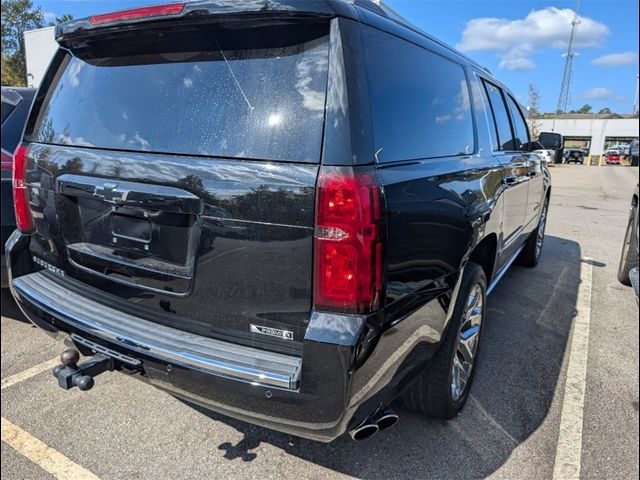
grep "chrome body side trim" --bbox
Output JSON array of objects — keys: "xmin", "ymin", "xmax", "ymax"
[{"xmin": 487, "ymin": 244, "xmax": 525, "ymax": 295}]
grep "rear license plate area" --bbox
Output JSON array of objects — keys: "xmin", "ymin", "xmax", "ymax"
[{"xmin": 111, "ymin": 211, "xmax": 152, "ymax": 244}]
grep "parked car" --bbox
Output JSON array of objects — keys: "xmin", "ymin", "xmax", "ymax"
[
  {"xmin": 618, "ymin": 184, "xmax": 639, "ymax": 302},
  {"xmin": 629, "ymin": 138, "xmax": 639, "ymax": 167},
  {"xmin": 564, "ymin": 148, "xmax": 586, "ymax": 164},
  {"xmin": 7, "ymin": 0, "xmax": 551, "ymax": 442},
  {"xmin": 605, "ymin": 150, "xmax": 622, "ymax": 164},
  {"xmin": 1, "ymin": 87, "xmax": 36, "ymax": 287},
  {"xmin": 533, "ymin": 148, "xmax": 555, "ymax": 166}
]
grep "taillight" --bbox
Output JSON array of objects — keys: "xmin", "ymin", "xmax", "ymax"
[
  {"xmin": 90, "ymin": 2, "xmax": 185, "ymax": 25},
  {"xmin": 313, "ymin": 167, "xmax": 383, "ymax": 314},
  {"xmin": 12, "ymin": 144, "xmax": 35, "ymax": 233}
]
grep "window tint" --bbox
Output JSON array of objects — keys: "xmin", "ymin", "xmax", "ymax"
[
  {"xmin": 482, "ymin": 81, "xmax": 516, "ymax": 151},
  {"xmin": 30, "ymin": 24, "xmax": 329, "ymax": 163},
  {"xmin": 506, "ymin": 94, "xmax": 529, "ymax": 149},
  {"xmin": 362, "ymin": 26, "xmax": 474, "ymax": 162}
]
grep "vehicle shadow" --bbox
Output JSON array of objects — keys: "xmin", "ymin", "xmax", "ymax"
[
  {"xmin": 184, "ymin": 235, "xmax": 584, "ymax": 479},
  {"xmin": 0, "ymin": 288, "xmax": 29, "ymax": 323}
]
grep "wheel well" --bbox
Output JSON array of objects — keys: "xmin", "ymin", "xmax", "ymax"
[{"xmin": 469, "ymin": 234, "xmax": 497, "ymax": 284}]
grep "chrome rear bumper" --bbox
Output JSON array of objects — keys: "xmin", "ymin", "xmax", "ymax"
[{"xmin": 13, "ymin": 271, "xmax": 302, "ymax": 389}]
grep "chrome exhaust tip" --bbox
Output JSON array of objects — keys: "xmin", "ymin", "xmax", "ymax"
[
  {"xmin": 375, "ymin": 409, "xmax": 399, "ymax": 431},
  {"xmin": 349, "ymin": 423, "xmax": 379, "ymax": 441}
]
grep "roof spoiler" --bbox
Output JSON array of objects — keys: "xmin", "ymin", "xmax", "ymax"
[{"xmin": 55, "ymin": 0, "xmax": 354, "ymax": 47}]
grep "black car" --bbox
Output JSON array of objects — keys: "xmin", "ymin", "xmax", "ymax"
[
  {"xmin": 618, "ymin": 184, "xmax": 639, "ymax": 301},
  {"xmin": 564, "ymin": 148, "xmax": 587, "ymax": 164},
  {"xmin": 7, "ymin": 0, "xmax": 551, "ymax": 442},
  {"xmin": 1, "ymin": 87, "xmax": 36, "ymax": 287},
  {"xmin": 629, "ymin": 138, "xmax": 639, "ymax": 167}
]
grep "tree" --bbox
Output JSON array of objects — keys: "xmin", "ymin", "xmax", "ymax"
[
  {"xmin": 48, "ymin": 13, "xmax": 73, "ymax": 26},
  {"xmin": 1, "ymin": 56, "xmax": 23, "ymax": 85},
  {"xmin": 527, "ymin": 84, "xmax": 542, "ymax": 139},
  {"xmin": 577, "ymin": 104, "xmax": 592, "ymax": 114},
  {"xmin": 1, "ymin": 0, "xmax": 44, "ymax": 86},
  {"xmin": 598, "ymin": 107, "xmax": 612, "ymax": 114}
]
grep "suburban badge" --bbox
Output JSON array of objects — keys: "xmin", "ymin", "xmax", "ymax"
[{"xmin": 250, "ymin": 324, "xmax": 294, "ymax": 341}]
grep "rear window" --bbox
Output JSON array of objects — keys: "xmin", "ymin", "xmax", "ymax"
[{"xmin": 30, "ymin": 24, "xmax": 330, "ymax": 163}]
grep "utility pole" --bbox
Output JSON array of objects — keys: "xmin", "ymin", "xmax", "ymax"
[{"xmin": 556, "ymin": 1, "xmax": 581, "ymax": 113}]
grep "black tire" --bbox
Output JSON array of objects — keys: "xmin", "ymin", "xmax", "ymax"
[
  {"xmin": 518, "ymin": 196, "xmax": 549, "ymax": 267},
  {"xmin": 617, "ymin": 203, "xmax": 639, "ymax": 286},
  {"xmin": 402, "ymin": 262, "xmax": 487, "ymax": 419}
]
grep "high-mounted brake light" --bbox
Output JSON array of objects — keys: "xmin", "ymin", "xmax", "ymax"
[
  {"xmin": 90, "ymin": 2, "xmax": 185, "ymax": 25},
  {"xmin": 313, "ymin": 167, "xmax": 384, "ymax": 314},
  {"xmin": 12, "ymin": 144, "xmax": 35, "ymax": 233}
]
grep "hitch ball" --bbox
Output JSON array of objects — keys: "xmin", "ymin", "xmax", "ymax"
[{"xmin": 60, "ymin": 348, "xmax": 80, "ymax": 367}]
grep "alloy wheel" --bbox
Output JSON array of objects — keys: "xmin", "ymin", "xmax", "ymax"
[
  {"xmin": 536, "ymin": 201, "xmax": 549, "ymax": 258},
  {"xmin": 451, "ymin": 284, "xmax": 484, "ymax": 402}
]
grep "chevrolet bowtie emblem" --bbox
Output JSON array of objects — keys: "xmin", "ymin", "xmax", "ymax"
[{"xmin": 94, "ymin": 182, "xmax": 127, "ymax": 203}]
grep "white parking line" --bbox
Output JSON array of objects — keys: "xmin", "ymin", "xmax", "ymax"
[
  {"xmin": 552, "ymin": 258, "xmax": 593, "ymax": 480},
  {"xmin": 2, "ymin": 417, "xmax": 100, "ymax": 480},
  {"xmin": 1, "ymin": 358, "xmax": 59, "ymax": 391}
]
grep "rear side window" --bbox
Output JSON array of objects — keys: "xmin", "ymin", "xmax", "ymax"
[
  {"xmin": 362, "ymin": 26, "xmax": 475, "ymax": 162},
  {"xmin": 482, "ymin": 80, "xmax": 516, "ymax": 151},
  {"xmin": 505, "ymin": 94, "xmax": 529, "ymax": 149},
  {"xmin": 29, "ymin": 24, "xmax": 330, "ymax": 163}
]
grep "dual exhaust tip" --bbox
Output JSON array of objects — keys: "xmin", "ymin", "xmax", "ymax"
[{"xmin": 349, "ymin": 407, "xmax": 398, "ymax": 441}]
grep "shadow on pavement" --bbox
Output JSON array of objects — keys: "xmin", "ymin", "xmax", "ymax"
[
  {"xmin": 0, "ymin": 288, "xmax": 28, "ymax": 323},
  {"xmin": 185, "ymin": 235, "xmax": 584, "ymax": 479}
]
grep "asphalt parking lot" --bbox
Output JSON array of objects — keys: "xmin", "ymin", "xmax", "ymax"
[{"xmin": 1, "ymin": 165, "xmax": 638, "ymax": 480}]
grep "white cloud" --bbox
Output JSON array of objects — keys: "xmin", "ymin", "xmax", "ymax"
[
  {"xmin": 499, "ymin": 58, "xmax": 536, "ymax": 71},
  {"xmin": 43, "ymin": 11, "xmax": 57, "ymax": 23},
  {"xmin": 591, "ymin": 52, "xmax": 638, "ymax": 67},
  {"xmin": 577, "ymin": 87, "xmax": 614, "ymax": 100},
  {"xmin": 457, "ymin": 7, "xmax": 610, "ymax": 71}
]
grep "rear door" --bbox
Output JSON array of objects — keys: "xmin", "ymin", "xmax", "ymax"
[
  {"xmin": 23, "ymin": 20, "xmax": 332, "ymax": 351},
  {"xmin": 505, "ymin": 93, "xmax": 543, "ymax": 229},
  {"xmin": 479, "ymin": 79, "xmax": 530, "ymax": 263}
]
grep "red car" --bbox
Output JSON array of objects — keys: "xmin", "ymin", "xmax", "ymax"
[{"xmin": 605, "ymin": 151, "xmax": 622, "ymax": 164}]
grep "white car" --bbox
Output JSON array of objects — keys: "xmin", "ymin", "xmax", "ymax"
[{"xmin": 534, "ymin": 149, "xmax": 555, "ymax": 165}]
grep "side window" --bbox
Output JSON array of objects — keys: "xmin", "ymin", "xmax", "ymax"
[
  {"xmin": 482, "ymin": 80, "xmax": 516, "ymax": 151},
  {"xmin": 362, "ymin": 25, "xmax": 475, "ymax": 162},
  {"xmin": 506, "ymin": 94, "xmax": 529, "ymax": 149}
]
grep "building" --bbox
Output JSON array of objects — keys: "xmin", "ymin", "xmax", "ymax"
[
  {"xmin": 24, "ymin": 26, "xmax": 57, "ymax": 88},
  {"xmin": 530, "ymin": 114, "xmax": 639, "ymax": 156}
]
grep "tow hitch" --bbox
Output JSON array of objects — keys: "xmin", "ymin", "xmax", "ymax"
[{"xmin": 52, "ymin": 349, "xmax": 114, "ymax": 391}]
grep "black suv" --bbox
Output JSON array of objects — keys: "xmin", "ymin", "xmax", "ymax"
[
  {"xmin": 2, "ymin": 87, "xmax": 36, "ymax": 286},
  {"xmin": 7, "ymin": 0, "xmax": 550, "ymax": 442}
]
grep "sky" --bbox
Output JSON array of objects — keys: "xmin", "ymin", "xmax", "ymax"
[{"xmin": 34, "ymin": 0, "xmax": 640, "ymax": 114}]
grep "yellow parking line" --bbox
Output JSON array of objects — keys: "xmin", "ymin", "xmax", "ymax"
[
  {"xmin": 1, "ymin": 417, "xmax": 100, "ymax": 480},
  {"xmin": 1, "ymin": 358, "xmax": 60, "ymax": 390}
]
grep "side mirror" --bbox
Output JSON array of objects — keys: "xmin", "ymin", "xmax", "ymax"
[
  {"xmin": 521, "ymin": 141, "xmax": 544, "ymax": 152},
  {"xmin": 538, "ymin": 132, "xmax": 563, "ymax": 150}
]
